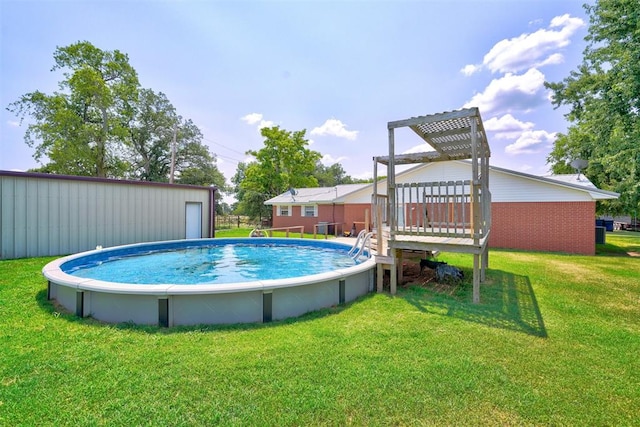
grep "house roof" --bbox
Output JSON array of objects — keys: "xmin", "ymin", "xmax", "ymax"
[
  {"xmin": 264, "ymin": 183, "xmax": 369, "ymax": 205},
  {"xmin": 264, "ymin": 161, "xmax": 619, "ymax": 205},
  {"xmin": 389, "ymin": 161, "xmax": 618, "ymax": 200}
]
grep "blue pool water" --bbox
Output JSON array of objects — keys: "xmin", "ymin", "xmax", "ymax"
[{"xmin": 63, "ymin": 240, "xmax": 358, "ymax": 285}]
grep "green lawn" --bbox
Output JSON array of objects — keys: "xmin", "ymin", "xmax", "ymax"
[{"xmin": 1, "ymin": 232, "xmax": 639, "ymax": 425}]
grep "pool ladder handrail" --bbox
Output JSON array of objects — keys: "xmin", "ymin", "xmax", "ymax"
[
  {"xmin": 348, "ymin": 229, "xmax": 367, "ymax": 257},
  {"xmin": 350, "ymin": 231, "xmax": 373, "ymax": 261}
]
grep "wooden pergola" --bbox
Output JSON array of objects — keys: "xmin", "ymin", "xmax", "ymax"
[{"xmin": 372, "ymin": 108, "xmax": 491, "ymax": 303}]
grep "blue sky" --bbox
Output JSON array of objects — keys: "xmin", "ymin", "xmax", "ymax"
[{"xmin": 1, "ymin": 0, "xmax": 589, "ymax": 196}]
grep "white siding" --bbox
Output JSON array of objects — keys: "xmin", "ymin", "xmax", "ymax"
[
  {"xmin": 342, "ymin": 161, "xmax": 601, "ymax": 205},
  {"xmin": 489, "ymin": 171, "xmax": 592, "ymax": 202},
  {"xmin": 397, "ymin": 162, "xmax": 471, "ymax": 184}
]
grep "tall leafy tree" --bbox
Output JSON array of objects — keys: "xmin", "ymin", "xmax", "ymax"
[
  {"xmin": 8, "ymin": 41, "xmax": 227, "ymax": 195},
  {"xmin": 545, "ymin": 0, "xmax": 640, "ymax": 215},
  {"xmin": 313, "ymin": 162, "xmax": 351, "ymax": 187},
  {"xmin": 126, "ymin": 88, "xmax": 176, "ymax": 181},
  {"xmin": 173, "ymin": 119, "xmax": 226, "ymax": 189},
  {"xmin": 8, "ymin": 41, "xmax": 139, "ymax": 177},
  {"xmin": 125, "ymin": 90, "xmax": 224, "ymax": 188},
  {"xmin": 312, "ymin": 161, "xmax": 371, "ymax": 186},
  {"xmin": 235, "ymin": 126, "xmax": 321, "ymax": 219}
]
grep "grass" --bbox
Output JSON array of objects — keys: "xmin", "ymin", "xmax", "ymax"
[{"xmin": 1, "ymin": 232, "xmax": 639, "ymax": 425}]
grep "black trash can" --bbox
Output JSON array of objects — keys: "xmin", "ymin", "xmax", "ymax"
[{"xmin": 595, "ymin": 226, "xmax": 606, "ymax": 244}]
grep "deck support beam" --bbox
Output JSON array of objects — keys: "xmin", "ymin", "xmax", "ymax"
[{"xmin": 473, "ymin": 253, "xmax": 480, "ymax": 304}]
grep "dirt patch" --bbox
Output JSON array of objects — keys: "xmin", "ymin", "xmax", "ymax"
[
  {"xmin": 627, "ymin": 251, "xmax": 640, "ymax": 257},
  {"xmin": 384, "ymin": 260, "xmax": 463, "ymax": 296}
]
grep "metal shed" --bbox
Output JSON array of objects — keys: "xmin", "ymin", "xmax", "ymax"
[{"xmin": 0, "ymin": 171, "xmax": 216, "ymax": 259}]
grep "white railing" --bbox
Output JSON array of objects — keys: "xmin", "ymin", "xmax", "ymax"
[
  {"xmin": 372, "ymin": 180, "xmax": 491, "ymax": 242},
  {"xmin": 349, "ymin": 232, "xmax": 373, "ymax": 261}
]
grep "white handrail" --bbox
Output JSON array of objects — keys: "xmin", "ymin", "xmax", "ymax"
[
  {"xmin": 351, "ymin": 232, "xmax": 373, "ymax": 261},
  {"xmin": 348, "ymin": 229, "xmax": 367, "ymax": 256}
]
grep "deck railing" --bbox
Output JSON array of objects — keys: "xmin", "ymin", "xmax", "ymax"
[
  {"xmin": 250, "ymin": 226, "xmax": 304, "ymax": 238},
  {"xmin": 312, "ymin": 222, "xmax": 344, "ymax": 239},
  {"xmin": 372, "ymin": 180, "xmax": 491, "ymax": 240},
  {"xmin": 371, "ymin": 194, "xmax": 388, "ymax": 230}
]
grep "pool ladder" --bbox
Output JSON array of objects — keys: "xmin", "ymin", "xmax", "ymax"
[{"xmin": 349, "ymin": 230, "xmax": 373, "ymax": 261}]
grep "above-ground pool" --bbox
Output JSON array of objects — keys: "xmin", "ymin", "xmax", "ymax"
[{"xmin": 43, "ymin": 238, "xmax": 375, "ymax": 327}]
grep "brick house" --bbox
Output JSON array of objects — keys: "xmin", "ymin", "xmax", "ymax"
[{"xmin": 265, "ymin": 161, "xmax": 618, "ymax": 255}]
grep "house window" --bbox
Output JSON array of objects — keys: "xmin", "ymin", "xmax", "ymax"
[
  {"xmin": 278, "ymin": 205, "xmax": 292, "ymax": 216},
  {"xmin": 302, "ymin": 205, "xmax": 318, "ymax": 217}
]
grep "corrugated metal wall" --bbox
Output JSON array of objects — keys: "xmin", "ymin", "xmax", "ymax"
[{"xmin": 1, "ymin": 172, "xmax": 213, "ymax": 259}]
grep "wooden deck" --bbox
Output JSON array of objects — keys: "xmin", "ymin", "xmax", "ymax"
[
  {"xmin": 392, "ymin": 231, "xmax": 489, "ymax": 254},
  {"xmin": 373, "ymin": 226, "xmax": 489, "ymax": 301}
]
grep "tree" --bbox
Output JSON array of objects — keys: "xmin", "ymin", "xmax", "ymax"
[
  {"xmin": 313, "ymin": 162, "xmax": 353, "ymax": 187},
  {"xmin": 173, "ymin": 121, "xmax": 226, "ymax": 189},
  {"xmin": 125, "ymin": 88, "xmax": 176, "ymax": 181},
  {"xmin": 545, "ymin": 0, "xmax": 640, "ymax": 215},
  {"xmin": 8, "ymin": 41, "xmax": 139, "ymax": 177},
  {"xmin": 8, "ymin": 41, "xmax": 228, "ymax": 195},
  {"xmin": 234, "ymin": 126, "xmax": 321, "ymax": 220},
  {"xmin": 311, "ymin": 162, "xmax": 373, "ymax": 186}
]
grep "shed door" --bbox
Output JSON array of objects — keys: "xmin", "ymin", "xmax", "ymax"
[{"xmin": 185, "ymin": 202, "xmax": 202, "ymax": 239}]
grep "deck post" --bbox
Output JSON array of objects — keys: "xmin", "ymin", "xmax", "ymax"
[
  {"xmin": 473, "ymin": 253, "xmax": 480, "ymax": 303},
  {"xmin": 365, "ymin": 209, "xmax": 370, "ymax": 232},
  {"xmin": 396, "ymin": 249, "xmax": 403, "ymax": 290},
  {"xmin": 390, "ymin": 250, "xmax": 398, "ymax": 295},
  {"xmin": 481, "ymin": 247, "xmax": 488, "ymax": 282}
]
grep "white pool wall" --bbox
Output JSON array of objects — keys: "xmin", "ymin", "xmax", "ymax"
[{"xmin": 44, "ymin": 238, "xmax": 375, "ymax": 326}]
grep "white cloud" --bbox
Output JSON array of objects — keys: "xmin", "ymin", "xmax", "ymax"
[
  {"xmin": 310, "ymin": 119, "xmax": 358, "ymax": 140},
  {"xmin": 352, "ymin": 170, "xmax": 373, "ymax": 181},
  {"xmin": 257, "ymin": 119, "xmax": 274, "ymax": 129},
  {"xmin": 537, "ymin": 52, "xmax": 564, "ymax": 68},
  {"xmin": 461, "ymin": 64, "xmax": 480, "ymax": 76},
  {"xmin": 402, "ymin": 144, "xmax": 435, "ymax": 155},
  {"xmin": 241, "ymin": 113, "xmax": 274, "ymax": 130},
  {"xmin": 321, "ymin": 153, "xmax": 348, "ymax": 166},
  {"xmin": 463, "ymin": 68, "xmax": 547, "ymax": 115},
  {"xmin": 241, "ymin": 113, "xmax": 262, "ymax": 125},
  {"xmin": 462, "ymin": 14, "xmax": 584, "ymax": 76},
  {"xmin": 481, "ymin": 14, "xmax": 584, "ymax": 74},
  {"xmin": 484, "ymin": 114, "xmax": 535, "ymax": 139},
  {"xmin": 7, "ymin": 120, "xmax": 20, "ymax": 127},
  {"xmin": 505, "ymin": 129, "xmax": 557, "ymax": 155}
]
